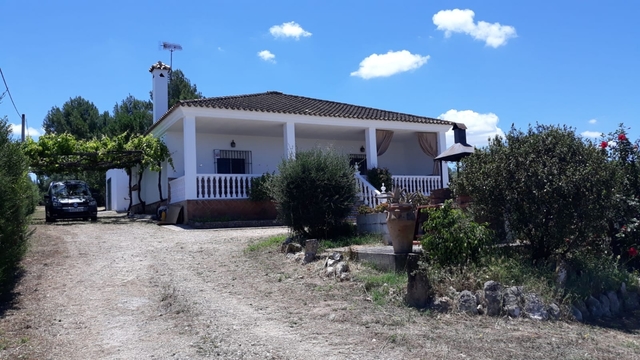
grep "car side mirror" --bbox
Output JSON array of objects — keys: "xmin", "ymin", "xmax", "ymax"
[{"xmin": 44, "ymin": 195, "xmax": 50, "ymax": 200}]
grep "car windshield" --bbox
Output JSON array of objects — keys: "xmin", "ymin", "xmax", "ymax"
[{"xmin": 52, "ymin": 183, "xmax": 90, "ymax": 197}]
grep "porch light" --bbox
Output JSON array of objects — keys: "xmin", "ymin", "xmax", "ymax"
[
  {"xmin": 360, "ymin": 146, "xmax": 365, "ymax": 153},
  {"xmin": 231, "ymin": 140, "xmax": 236, "ymax": 148}
]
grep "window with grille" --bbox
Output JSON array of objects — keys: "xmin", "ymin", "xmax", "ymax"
[{"xmin": 214, "ymin": 150, "xmax": 252, "ymax": 174}]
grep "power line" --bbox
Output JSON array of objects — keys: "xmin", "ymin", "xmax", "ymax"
[{"xmin": 0, "ymin": 67, "xmax": 22, "ymax": 117}]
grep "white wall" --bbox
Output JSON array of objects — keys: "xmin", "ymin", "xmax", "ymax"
[
  {"xmin": 106, "ymin": 169, "xmax": 130, "ymax": 212},
  {"xmin": 378, "ymin": 137, "xmax": 436, "ymax": 176},
  {"xmin": 165, "ymin": 131, "xmax": 184, "ymax": 178},
  {"xmin": 195, "ymin": 133, "xmax": 285, "ymax": 174}
]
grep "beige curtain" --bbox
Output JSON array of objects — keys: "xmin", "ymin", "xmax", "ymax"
[
  {"xmin": 417, "ymin": 132, "xmax": 440, "ymax": 175},
  {"xmin": 376, "ymin": 130, "xmax": 394, "ymax": 156}
]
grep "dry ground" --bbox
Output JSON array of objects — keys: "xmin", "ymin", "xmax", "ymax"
[{"xmin": 0, "ymin": 207, "xmax": 639, "ymax": 359}]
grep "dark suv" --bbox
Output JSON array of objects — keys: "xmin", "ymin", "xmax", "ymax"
[{"xmin": 44, "ymin": 180, "xmax": 98, "ymax": 222}]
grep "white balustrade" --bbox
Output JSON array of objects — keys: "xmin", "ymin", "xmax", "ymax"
[
  {"xmin": 355, "ymin": 173, "xmax": 382, "ymax": 208},
  {"xmin": 392, "ymin": 175, "xmax": 441, "ymax": 195},
  {"xmin": 169, "ymin": 177, "xmax": 186, "ymax": 203},
  {"xmin": 195, "ymin": 174, "xmax": 261, "ymax": 199}
]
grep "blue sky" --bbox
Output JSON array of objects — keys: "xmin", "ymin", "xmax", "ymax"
[{"xmin": 1, "ymin": 0, "xmax": 639, "ymax": 145}]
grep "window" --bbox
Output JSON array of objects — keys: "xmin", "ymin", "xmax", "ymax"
[{"xmin": 214, "ymin": 150, "xmax": 252, "ymax": 174}]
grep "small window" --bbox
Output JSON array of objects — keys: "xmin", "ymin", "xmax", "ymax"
[{"xmin": 214, "ymin": 150, "xmax": 252, "ymax": 174}]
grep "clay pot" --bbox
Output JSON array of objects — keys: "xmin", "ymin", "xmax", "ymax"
[{"xmin": 386, "ymin": 203, "xmax": 416, "ymax": 254}]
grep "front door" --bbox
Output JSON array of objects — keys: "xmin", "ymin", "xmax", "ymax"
[{"xmin": 349, "ymin": 154, "xmax": 367, "ymax": 175}]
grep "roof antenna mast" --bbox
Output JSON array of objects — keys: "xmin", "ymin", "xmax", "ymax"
[
  {"xmin": 160, "ymin": 41, "xmax": 183, "ymax": 102},
  {"xmin": 161, "ymin": 41, "xmax": 182, "ymax": 72}
]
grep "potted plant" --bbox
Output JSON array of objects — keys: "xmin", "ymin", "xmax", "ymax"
[{"xmin": 385, "ymin": 188, "xmax": 417, "ymax": 253}]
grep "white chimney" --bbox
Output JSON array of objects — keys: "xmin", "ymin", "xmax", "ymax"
[{"xmin": 149, "ymin": 61, "xmax": 170, "ymax": 123}]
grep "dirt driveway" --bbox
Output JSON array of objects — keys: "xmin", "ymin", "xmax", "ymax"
[{"xmin": 1, "ymin": 209, "xmax": 640, "ymax": 359}]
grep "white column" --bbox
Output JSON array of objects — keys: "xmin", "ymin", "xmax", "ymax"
[
  {"xmin": 183, "ymin": 116, "xmax": 197, "ymax": 199},
  {"xmin": 365, "ymin": 127, "xmax": 378, "ymax": 169},
  {"xmin": 438, "ymin": 131, "xmax": 449, "ymax": 187},
  {"xmin": 283, "ymin": 122, "xmax": 296, "ymax": 159}
]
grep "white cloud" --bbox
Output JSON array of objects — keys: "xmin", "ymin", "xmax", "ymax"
[
  {"xmin": 10, "ymin": 123, "xmax": 42, "ymax": 138},
  {"xmin": 588, "ymin": 119, "xmax": 597, "ymax": 124},
  {"xmin": 439, "ymin": 109, "xmax": 505, "ymax": 147},
  {"xmin": 581, "ymin": 131, "xmax": 603, "ymax": 138},
  {"xmin": 217, "ymin": 47, "xmax": 224, "ymax": 52},
  {"xmin": 258, "ymin": 50, "xmax": 276, "ymax": 63},
  {"xmin": 350, "ymin": 50, "xmax": 430, "ymax": 79},
  {"xmin": 433, "ymin": 9, "xmax": 516, "ymax": 48},
  {"xmin": 269, "ymin": 21, "xmax": 312, "ymax": 39}
]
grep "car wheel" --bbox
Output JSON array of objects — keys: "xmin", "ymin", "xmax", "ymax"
[
  {"xmin": 45, "ymin": 215, "xmax": 54, "ymax": 223},
  {"xmin": 83, "ymin": 217, "xmax": 89, "ymax": 221},
  {"xmin": 91, "ymin": 216, "xmax": 98, "ymax": 222}
]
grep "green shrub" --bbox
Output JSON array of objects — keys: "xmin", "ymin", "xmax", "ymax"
[
  {"xmin": 564, "ymin": 251, "xmax": 639, "ymax": 300},
  {"xmin": 0, "ymin": 117, "xmax": 37, "ymax": 289},
  {"xmin": 248, "ymin": 172, "xmax": 274, "ymax": 202},
  {"xmin": 421, "ymin": 200, "xmax": 492, "ymax": 268},
  {"xmin": 366, "ymin": 167, "xmax": 392, "ymax": 192},
  {"xmin": 269, "ymin": 148, "xmax": 357, "ymax": 238},
  {"xmin": 455, "ymin": 124, "xmax": 616, "ymax": 260}
]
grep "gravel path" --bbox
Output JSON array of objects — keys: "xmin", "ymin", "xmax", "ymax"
[{"xmin": 2, "ymin": 210, "xmax": 640, "ymax": 359}]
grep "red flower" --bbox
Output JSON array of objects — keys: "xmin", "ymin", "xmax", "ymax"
[
  {"xmin": 629, "ymin": 247, "xmax": 638, "ymax": 258},
  {"xmin": 600, "ymin": 141, "xmax": 608, "ymax": 149},
  {"xmin": 618, "ymin": 133, "xmax": 627, "ymax": 141}
]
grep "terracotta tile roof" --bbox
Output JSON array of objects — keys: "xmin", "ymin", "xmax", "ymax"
[
  {"xmin": 149, "ymin": 61, "xmax": 171, "ymax": 72},
  {"xmin": 175, "ymin": 91, "xmax": 452, "ymax": 125}
]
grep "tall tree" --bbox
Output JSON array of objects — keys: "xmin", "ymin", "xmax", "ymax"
[
  {"xmin": 105, "ymin": 95, "xmax": 153, "ymax": 140},
  {"xmin": 43, "ymin": 96, "xmax": 110, "ymax": 139},
  {"xmin": 168, "ymin": 69, "xmax": 203, "ymax": 107}
]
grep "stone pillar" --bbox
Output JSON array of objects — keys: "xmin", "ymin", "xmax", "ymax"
[
  {"xmin": 304, "ymin": 239, "xmax": 319, "ymax": 264},
  {"xmin": 183, "ymin": 116, "xmax": 197, "ymax": 200},
  {"xmin": 365, "ymin": 127, "xmax": 378, "ymax": 169},
  {"xmin": 405, "ymin": 253, "xmax": 430, "ymax": 308}
]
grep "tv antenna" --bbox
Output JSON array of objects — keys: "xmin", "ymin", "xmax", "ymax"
[{"xmin": 160, "ymin": 41, "xmax": 183, "ymax": 72}]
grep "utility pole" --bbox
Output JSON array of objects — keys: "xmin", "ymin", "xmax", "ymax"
[{"xmin": 21, "ymin": 114, "xmax": 25, "ymax": 142}]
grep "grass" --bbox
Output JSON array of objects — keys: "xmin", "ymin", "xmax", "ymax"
[
  {"xmin": 355, "ymin": 262, "xmax": 407, "ymax": 306},
  {"xmin": 245, "ymin": 235, "xmax": 287, "ymax": 253},
  {"xmin": 318, "ymin": 233, "xmax": 383, "ymax": 252}
]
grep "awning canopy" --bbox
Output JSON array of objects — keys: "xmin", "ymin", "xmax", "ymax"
[{"xmin": 435, "ymin": 143, "xmax": 475, "ymax": 162}]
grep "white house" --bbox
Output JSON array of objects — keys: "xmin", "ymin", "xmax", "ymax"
[{"xmin": 110, "ymin": 61, "xmax": 464, "ymax": 223}]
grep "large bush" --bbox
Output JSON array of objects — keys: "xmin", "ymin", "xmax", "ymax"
[
  {"xmin": 248, "ymin": 172, "xmax": 274, "ymax": 202},
  {"xmin": 0, "ymin": 117, "xmax": 38, "ymax": 287},
  {"xmin": 269, "ymin": 148, "xmax": 357, "ymax": 238},
  {"xmin": 601, "ymin": 125, "xmax": 640, "ymax": 263},
  {"xmin": 455, "ymin": 124, "xmax": 616, "ymax": 261}
]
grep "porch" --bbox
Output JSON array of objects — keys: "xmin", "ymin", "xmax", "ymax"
[{"xmin": 168, "ymin": 173, "xmax": 442, "ymax": 204}]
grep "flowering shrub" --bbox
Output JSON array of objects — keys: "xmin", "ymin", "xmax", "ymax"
[
  {"xmin": 455, "ymin": 124, "xmax": 617, "ymax": 260},
  {"xmin": 601, "ymin": 124, "xmax": 640, "ymax": 264}
]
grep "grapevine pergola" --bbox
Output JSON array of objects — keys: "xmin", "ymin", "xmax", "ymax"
[{"xmin": 23, "ymin": 133, "xmax": 174, "ymax": 213}]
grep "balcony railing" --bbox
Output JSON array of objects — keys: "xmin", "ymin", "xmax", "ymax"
[
  {"xmin": 196, "ymin": 174, "xmax": 261, "ymax": 199},
  {"xmin": 392, "ymin": 175, "xmax": 441, "ymax": 195}
]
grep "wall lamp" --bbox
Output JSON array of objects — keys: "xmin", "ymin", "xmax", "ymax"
[
  {"xmin": 231, "ymin": 140, "xmax": 236, "ymax": 148},
  {"xmin": 360, "ymin": 145, "xmax": 365, "ymax": 153}
]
